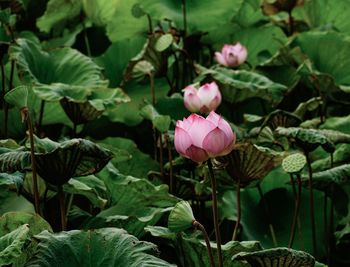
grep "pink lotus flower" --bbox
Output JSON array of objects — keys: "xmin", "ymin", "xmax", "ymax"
[
  {"xmin": 183, "ymin": 82, "xmax": 222, "ymax": 113},
  {"xmin": 174, "ymin": 111, "xmax": 235, "ymax": 162},
  {"xmin": 214, "ymin": 43, "xmax": 248, "ymax": 67}
]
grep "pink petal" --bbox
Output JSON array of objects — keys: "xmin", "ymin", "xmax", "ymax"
[
  {"xmin": 174, "ymin": 123, "xmax": 193, "ymax": 156},
  {"xmin": 218, "ymin": 132, "xmax": 236, "ymax": 156},
  {"xmin": 184, "ymin": 86, "xmax": 202, "ymax": 112},
  {"xmin": 202, "ymin": 128, "xmax": 229, "ymax": 157},
  {"xmin": 208, "ymin": 95, "xmax": 221, "ymax": 111},
  {"xmin": 206, "ymin": 111, "xmax": 221, "ymax": 126},
  {"xmin": 214, "ymin": 52, "xmax": 227, "ymax": 66},
  {"xmin": 217, "ymin": 117, "xmax": 234, "ymax": 144},
  {"xmin": 187, "ymin": 114, "xmax": 216, "ymax": 148},
  {"xmin": 185, "ymin": 145, "xmax": 209, "ymax": 162}
]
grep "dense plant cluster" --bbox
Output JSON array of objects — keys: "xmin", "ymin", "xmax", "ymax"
[{"xmin": 0, "ymin": 0, "xmax": 350, "ymax": 266}]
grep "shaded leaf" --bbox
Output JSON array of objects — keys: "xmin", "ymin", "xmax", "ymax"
[
  {"xmin": 140, "ymin": 104, "xmax": 171, "ymax": 133},
  {"xmin": 232, "ymin": 247, "xmax": 315, "ymax": 267},
  {"xmin": 219, "ymin": 142, "xmax": 283, "ymax": 187}
]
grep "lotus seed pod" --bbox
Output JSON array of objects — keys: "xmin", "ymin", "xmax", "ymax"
[
  {"xmin": 282, "ymin": 153, "xmax": 307, "ymax": 174},
  {"xmin": 4, "ymin": 85, "xmax": 29, "ymax": 109},
  {"xmin": 168, "ymin": 200, "xmax": 195, "ymax": 233}
]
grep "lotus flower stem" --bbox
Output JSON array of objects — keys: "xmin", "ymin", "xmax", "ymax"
[
  {"xmin": 288, "ymin": 174, "xmax": 302, "ymax": 248},
  {"xmin": 159, "ymin": 132, "xmax": 164, "ymax": 178},
  {"xmin": 165, "ymin": 132, "xmax": 174, "ymax": 193},
  {"xmin": 232, "ymin": 178, "xmax": 241, "ymax": 242},
  {"xmin": 207, "ymin": 159, "xmax": 223, "ymax": 267},
  {"xmin": 58, "ymin": 185, "xmax": 66, "ymax": 231},
  {"xmin": 257, "ymin": 183, "xmax": 278, "ymax": 246},
  {"xmin": 0, "ymin": 63, "xmax": 5, "ymax": 108},
  {"xmin": 305, "ymin": 152, "xmax": 317, "ymax": 255},
  {"xmin": 288, "ymin": 10, "xmax": 294, "ymax": 36},
  {"xmin": 192, "ymin": 220, "xmax": 216, "ymax": 267},
  {"xmin": 25, "ymin": 110, "xmax": 41, "ymax": 215}
]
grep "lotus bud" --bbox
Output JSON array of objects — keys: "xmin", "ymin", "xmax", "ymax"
[
  {"xmin": 168, "ymin": 201, "xmax": 195, "ymax": 232},
  {"xmin": 183, "ymin": 82, "xmax": 221, "ymax": 113},
  {"xmin": 214, "ymin": 43, "xmax": 248, "ymax": 67}
]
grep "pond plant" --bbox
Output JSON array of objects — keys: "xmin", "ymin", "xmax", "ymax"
[{"xmin": 0, "ymin": 0, "xmax": 350, "ymax": 266}]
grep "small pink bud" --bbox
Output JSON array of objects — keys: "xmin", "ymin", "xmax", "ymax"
[
  {"xmin": 183, "ymin": 82, "xmax": 222, "ymax": 113},
  {"xmin": 214, "ymin": 43, "xmax": 248, "ymax": 67},
  {"xmin": 174, "ymin": 111, "xmax": 235, "ymax": 163}
]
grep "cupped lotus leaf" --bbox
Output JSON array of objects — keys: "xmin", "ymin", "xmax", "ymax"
[
  {"xmin": 293, "ymin": 97, "xmax": 323, "ymax": 119},
  {"xmin": 312, "ymin": 144, "xmax": 350, "ymax": 172},
  {"xmin": 4, "ymin": 85, "xmax": 29, "ymax": 109},
  {"xmin": 195, "ymin": 64, "xmax": 287, "ymax": 106},
  {"xmin": 232, "ymin": 247, "xmax": 315, "ymax": 267},
  {"xmin": 168, "ymin": 201, "xmax": 195, "ymax": 233},
  {"xmin": 140, "ymin": 104, "xmax": 171, "ymax": 133},
  {"xmin": 146, "ymin": 226, "xmax": 263, "ymax": 267},
  {"xmin": 124, "ymin": 34, "xmax": 168, "ymax": 81},
  {"xmin": 282, "ymin": 153, "xmax": 306, "ymax": 174},
  {"xmin": 33, "ymin": 138, "xmax": 113, "ymax": 186},
  {"xmin": 275, "ymin": 127, "xmax": 335, "ymax": 153},
  {"xmin": 0, "ymin": 212, "xmax": 52, "ymax": 266},
  {"xmin": 26, "ymin": 228, "xmax": 174, "ymax": 267},
  {"xmin": 36, "ymin": 0, "xmax": 82, "ymax": 33},
  {"xmin": 219, "ymin": 142, "xmax": 283, "ymax": 187},
  {"xmin": 260, "ymin": 109, "xmax": 302, "ymax": 132},
  {"xmin": 318, "ymin": 129, "xmax": 350, "ymax": 145},
  {"xmin": 0, "ymin": 224, "xmax": 30, "ymax": 266}
]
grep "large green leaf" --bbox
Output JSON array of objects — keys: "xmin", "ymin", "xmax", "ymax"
[
  {"xmin": 140, "ymin": 104, "xmax": 171, "ymax": 133},
  {"xmin": 0, "ymin": 171, "xmax": 24, "ymax": 191},
  {"xmin": 82, "ymin": 0, "xmax": 147, "ymax": 42},
  {"xmin": 26, "ymin": 228, "xmax": 174, "ymax": 266},
  {"xmin": 195, "ymin": 65, "xmax": 287, "ymax": 106},
  {"xmin": 146, "ymin": 226, "xmax": 262, "ymax": 267},
  {"xmin": 294, "ymin": 0, "xmax": 350, "ymax": 35},
  {"xmin": 0, "ymin": 224, "xmax": 30, "ymax": 266},
  {"xmin": 9, "ymin": 38, "xmax": 110, "ymax": 126},
  {"xmin": 0, "ymin": 212, "xmax": 52, "ymax": 266},
  {"xmin": 36, "ymin": 0, "xmax": 82, "ymax": 33},
  {"xmin": 139, "ymin": 0, "xmax": 244, "ymax": 34},
  {"xmin": 292, "ymin": 31, "xmax": 350, "ymax": 90},
  {"xmin": 98, "ymin": 137, "xmax": 159, "ymax": 178}
]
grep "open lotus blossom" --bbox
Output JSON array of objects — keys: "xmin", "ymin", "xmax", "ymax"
[
  {"xmin": 174, "ymin": 111, "xmax": 236, "ymax": 162},
  {"xmin": 183, "ymin": 82, "xmax": 222, "ymax": 113},
  {"xmin": 214, "ymin": 43, "xmax": 248, "ymax": 67}
]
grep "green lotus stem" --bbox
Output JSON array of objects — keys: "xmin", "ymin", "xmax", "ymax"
[
  {"xmin": 257, "ymin": 183, "xmax": 278, "ymax": 247},
  {"xmin": 165, "ymin": 132, "xmax": 174, "ymax": 193},
  {"xmin": 288, "ymin": 174, "xmax": 302, "ymax": 248},
  {"xmin": 232, "ymin": 178, "xmax": 241, "ymax": 242},
  {"xmin": 25, "ymin": 109, "xmax": 40, "ymax": 214},
  {"xmin": 288, "ymin": 10, "xmax": 294, "ymax": 36},
  {"xmin": 38, "ymin": 100, "xmax": 45, "ymax": 129},
  {"xmin": 58, "ymin": 185, "xmax": 66, "ymax": 231},
  {"xmin": 146, "ymin": 14, "xmax": 153, "ymax": 34},
  {"xmin": 207, "ymin": 159, "xmax": 223, "ymax": 267},
  {"xmin": 181, "ymin": 0, "xmax": 187, "ymax": 36},
  {"xmin": 192, "ymin": 220, "xmax": 216, "ymax": 267},
  {"xmin": 66, "ymin": 193, "xmax": 74, "ymax": 218},
  {"xmin": 305, "ymin": 152, "xmax": 317, "ymax": 255},
  {"xmin": 82, "ymin": 21, "xmax": 91, "ymax": 58}
]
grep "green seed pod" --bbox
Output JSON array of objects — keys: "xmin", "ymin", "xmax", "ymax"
[
  {"xmin": 4, "ymin": 85, "xmax": 29, "ymax": 109},
  {"xmin": 282, "ymin": 153, "xmax": 307, "ymax": 174},
  {"xmin": 168, "ymin": 200, "xmax": 195, "ymax": 233}
]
